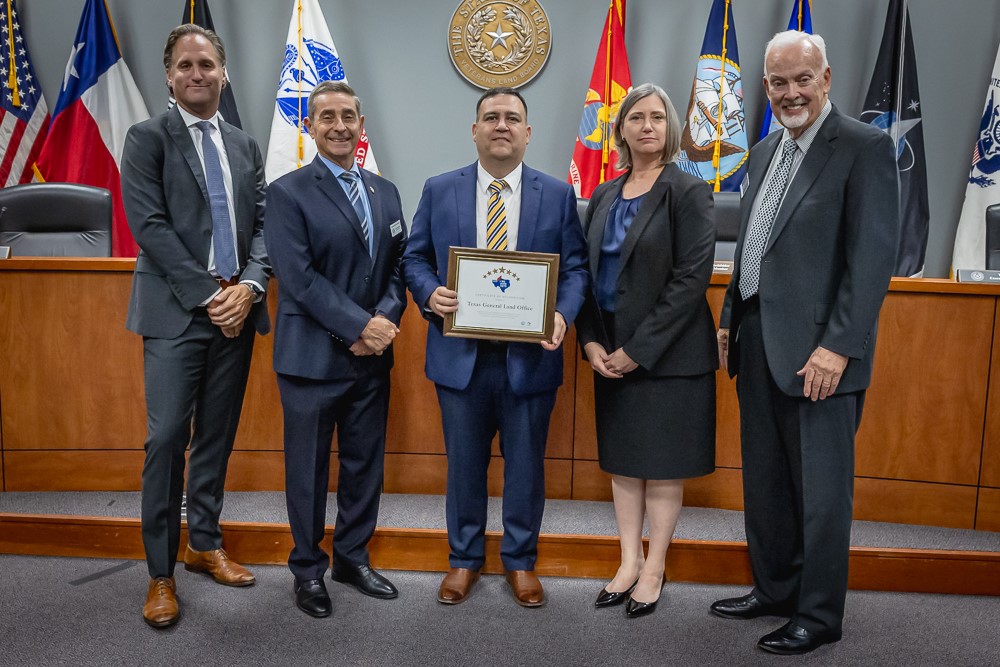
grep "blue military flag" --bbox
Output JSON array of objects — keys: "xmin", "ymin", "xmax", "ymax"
[
  {"xmin": 861, "ymin": 0, "xmax": 929, "ymax": 276},
  {"xmin": 677, "ymin": 0, "xmax": 748, "ymax": 192},
  {"xmin": 759, "ymin": 0, "xmax": 813, "ymax": 140}
]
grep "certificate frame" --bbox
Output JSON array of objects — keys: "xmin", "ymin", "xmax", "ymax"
[{"xmin": 444, "ymin": 246, "xmax": 559, "ymax": 343}]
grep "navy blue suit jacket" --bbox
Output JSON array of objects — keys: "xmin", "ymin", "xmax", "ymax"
[
  {"xmin": 402, "ymin": 162, "xmax": 590, "ymax": 395},
  {"xmin": 265, "ymin": 157, "xmax": 407, "ymax": 381}
]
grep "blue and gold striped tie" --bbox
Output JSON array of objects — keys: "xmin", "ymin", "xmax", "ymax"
[{"xmin": 485, "ymin": 179, "xmax": 509, "ymax": 251}]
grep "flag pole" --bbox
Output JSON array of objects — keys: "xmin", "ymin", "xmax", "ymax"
[
  {"xmin": 5, "ymin": 0, "xmax": 19, "ymax": 106},
  {"xmin": 893, "ymin": 0, "xmax": 907, "ymax": 150},
  {"xmin": 296, "ymin": 0, "xmax": 304, "ymax": 167},
  {"xmin": 599, "ymin": 0, "xmax": 614, "ymax": 184},
  {"xmin": 712, "ymin": 0, "xmax": 732, "ymax": 193},
  {"xmin": 189, "ymin": 0, "xmax": 195, "ymax": 23}
]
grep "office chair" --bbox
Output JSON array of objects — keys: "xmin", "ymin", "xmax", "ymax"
[{"xmin": 0, "ymin": 182, "xmax": 113, "ymax": 257}]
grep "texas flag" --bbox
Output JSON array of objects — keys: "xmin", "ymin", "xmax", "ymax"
[{"xmin": 33, "ymin": 0, "xmax": 149, "ymax": 257}]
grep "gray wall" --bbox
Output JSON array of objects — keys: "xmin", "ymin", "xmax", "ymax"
[{"xmin": 19, "ymin": 0, "xmax": 1000, "ymax": 277}]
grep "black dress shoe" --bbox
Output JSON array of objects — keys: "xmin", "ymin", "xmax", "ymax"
[
  {"xmin": 294, "ymin": 579, "xmax": 332, "ymax": 618},
  {"xmin": 757, "ymin": 621, "xmax": 841, "ymax": 655},
  {"xmin": 625, "ymin": 595, "xmax": 658, "ymax": 618},
  {"xmin": 710, "ymin": 593, "xmax": 789, "ymax": 620},
  {"xmin": 594, "ymin": 579, "xmax": 638, "ymax": 608},
  {"xmin": 331, "ymin": 560, "xmax": 399, "ymax": 599}
]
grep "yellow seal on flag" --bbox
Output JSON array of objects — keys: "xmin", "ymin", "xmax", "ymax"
[{"xmin": 448, "ymin": 1, "xmax": 552, "ymax": 89}]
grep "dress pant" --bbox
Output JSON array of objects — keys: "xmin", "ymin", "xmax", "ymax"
[
  {"xmin": 735, "ymin": 302, "xmax": 863, "ymax": 635},
  {"xmin": 435, "ymin": 343, "xmax": 556, "ymax": 572},
  {"xmin": 140, "ymin": 311, "xmax": 256, "ymax": 578},
  {"xmin": 278, "ymin": 368, "xmax": 389, "ymax": 582}
]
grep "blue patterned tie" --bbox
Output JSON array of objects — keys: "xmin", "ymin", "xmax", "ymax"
[
  {"xmin": 739, "ymin": 139, "xmax": 798, "ymax": 300},
  {"xmin": 339, "ymin": 170, "xmax": 371, "ymax": 255},
  {"xmin": 195, "ymin": 121, "xmax": 238, "ymax": 280}
]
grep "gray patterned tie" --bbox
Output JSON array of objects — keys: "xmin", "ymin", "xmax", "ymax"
[
  {"xmin": 339, "ymin": 170, "xmax": 371, "ymax": 255},
  {"xmin": 739, "ymin": 138, "xmax": 798, "ymax": 300},
  {"xmin": 195, "ymin": 121, "xmax": 238, "ymax": 280}
]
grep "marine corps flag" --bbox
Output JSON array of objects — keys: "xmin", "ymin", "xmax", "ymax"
[
  {"xmin": 677, "ymin": 0, "xmax": 748, "ymax": 192},
  {"xmin": 568, "ymin": 0, "xmax": 632, "ymax": 199},
  {"xmin": 952, "ymin": 41, "xmax": 1000, "ymax": 271},
  {"xmin": 861, "ymin": 0, "xmax": 929, "ymax": 276},
  {"xmin": 176, "ymin": 0, "xmax": 241, "ymax": 128},
  {"xmin": 759, "ymin": 0, "xmax": 812, "ymax": 140}
]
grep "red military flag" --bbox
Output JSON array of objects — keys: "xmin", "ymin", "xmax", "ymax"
[{"xmin": 568, "ymin": 0, "xmax": 632, "ymax": 199}]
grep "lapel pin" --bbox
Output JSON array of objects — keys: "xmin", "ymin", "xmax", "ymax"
[{"xmin": 369, "ymin": 185, "xmax": 375, "ymax": 194}]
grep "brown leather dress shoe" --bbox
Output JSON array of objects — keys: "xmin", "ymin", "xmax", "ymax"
[
  {"xmin": 143, "ymin": 577, "xmax": 179, "ymax": 628},
  {"xmin": 505, "ymin": 570, "xmax": 545, "ymax": 608},
  {"xmin": 183, "ymin": 546, "xmax": 256, "ymax": 586},
  {"xmin": 437, "ymin": 567, "xmax": 480, "ymax": 605}
]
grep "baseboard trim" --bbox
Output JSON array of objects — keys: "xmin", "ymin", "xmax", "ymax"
[{"xmin": 2, "ymin": 513, "xmax": 997, "ymax": 595}]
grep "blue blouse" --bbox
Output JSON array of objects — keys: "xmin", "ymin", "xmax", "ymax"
[{"xmin": 596, "ymin": 192, "xmax": 645, "ymax": 312}]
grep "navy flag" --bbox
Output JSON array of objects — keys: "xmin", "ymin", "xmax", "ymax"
[
  {"xmin": 759, "ymin": 0, "xmax": 813, "ymax": 140},
  {"xmin": 175, "ymin": 0, "xmax": 242, "ymax": 128},
  {"xmin": 676, "ymin": 0, "xmax": 748, "ymax": 192},
  {"xmin": 861, "ymin": 0, "xmax": 928, "ymax": 276}
]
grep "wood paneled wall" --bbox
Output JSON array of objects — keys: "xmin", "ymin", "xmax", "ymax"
[{"xmin": 1, "ymin": 260, "xmax": 999, "ymax": 532}]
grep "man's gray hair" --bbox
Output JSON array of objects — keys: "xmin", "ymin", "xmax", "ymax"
[
  {"xmin": 764, "ymin": 31, "xmax": 828, "ymax": 75},
  {"xmin": 307, "ymin": 81, "xmax": 361, "ymax": 119}
]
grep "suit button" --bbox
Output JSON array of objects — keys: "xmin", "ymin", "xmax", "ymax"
[
  {"xmin": 617, "ymin": 288, "xmax": 625, "ymax": 295},
  {"xmin": 365, "ymin": 276, "xmax": 371, "ymax": 284}
]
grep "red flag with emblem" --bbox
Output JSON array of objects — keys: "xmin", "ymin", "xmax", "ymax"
[{"xmin": 568, "ymin": 0, "xmax": 632, "ymax": 199}]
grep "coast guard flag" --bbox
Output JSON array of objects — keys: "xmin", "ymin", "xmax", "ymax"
[
  {"xmin": 677, "ymin": 0, "xmax": 748, "ymax": 192},
  {"xmin": 861, "ymin": 0, "xmax": 929, "ymax": 276},
  {"xmin": 265, "ymin": 0, "xmax": 378, "ymax": 182},
  {"xmin": 173, "ymin": 0, "xmax": 241, "ymax": 128},
  {"xmin": 0, "ymin": 0, "xmax": 48, "ymax": 186},
  {"xmin": 759, "ymin": 0, "xmax": 812, "ymax": 140},
  {"xmin": 952, "ymin": 43, "xmax": 1000, "ymax": 271},
  {"xmin": 567, "ymin": 0, "xmax": 632, "ymax": 199},
  {"xmin": 33, "ymin": 0, "xmax": 149, "ymax": 257}
]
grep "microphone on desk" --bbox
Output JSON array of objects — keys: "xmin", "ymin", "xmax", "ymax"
[{"xmin": 0, "ymin": 206, "xmax": 10, "ymax": 259}]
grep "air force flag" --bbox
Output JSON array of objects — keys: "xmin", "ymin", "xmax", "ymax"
[{"xmin": 264, "ymin": 0, "xmax": 378, "ymax": 182}]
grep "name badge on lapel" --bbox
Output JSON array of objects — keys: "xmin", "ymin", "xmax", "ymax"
[
  {"xmin": 390, "ymin": 220, "xmax": 403, "ymax": 237},
  {"xmin": 740, "ymin": 172, "xmax": 749, "ymax": 199}
]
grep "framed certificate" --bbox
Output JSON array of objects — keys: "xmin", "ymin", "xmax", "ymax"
[{"xmin": 444, "ymin": 246, "xmax": 559, "ymax": 343}]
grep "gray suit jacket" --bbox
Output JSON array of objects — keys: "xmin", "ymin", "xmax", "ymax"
[
  {"xmin": 122, "ymin": 106, "xmax": 270, "ymax": 339},
  {"xmin": 576, "ymin": 163, "xmax": 718, "ymax": 377},
  {"xmin": 720, "ymin": 105, "xmax": 900, "ymax": 396}
]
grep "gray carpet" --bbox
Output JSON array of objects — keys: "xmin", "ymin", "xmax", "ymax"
[
  {"xmin": 2, "ymin": 491, "xmax": 999, "ymax": 551},
  {"xmin": 0, "ymin": 555, "xmax": 997, "ymax": 666}
]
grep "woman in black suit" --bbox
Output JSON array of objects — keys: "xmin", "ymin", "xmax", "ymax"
[{"xmin": 576, "ymin": 83, "xmax": 718, "ymax": 618}]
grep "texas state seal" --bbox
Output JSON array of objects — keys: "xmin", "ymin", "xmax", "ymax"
[{"xmin": 448, "ymin": 0, "xmax": 552, "ymax": 89}]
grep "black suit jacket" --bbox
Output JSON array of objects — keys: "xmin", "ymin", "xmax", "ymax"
[
  {"xmin": 720, "ymin": 106, "xmax": 900, "ymax": 396},
  {"xmin": 576, "ymin": 163, "xmax": 718, "ymax": 377},
  {"xmin": 122, "ymin": 107, "xmax": 270, "ymax": 339},
  {"xmin": 264, "ymin": 157, "xmax": 407, "ymax": 381}
]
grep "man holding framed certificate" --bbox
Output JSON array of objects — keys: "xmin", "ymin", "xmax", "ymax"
[{"xmin": 402, "ymin": 87, "xmax": 589, "ymax": 608}]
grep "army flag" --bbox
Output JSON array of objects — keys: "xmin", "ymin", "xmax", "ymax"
[
  {"xmin": 175, "ymin": 0, "xmax": 241, "ymax": 128},
  {"xmin": 677, "ymin": 0, "xmax": 748, "ymax": 192},
  {"xmin": 759, "ymin": 0, "xmax": 812, "ymax": 140},
  {"xmin": 33, "ymin": 0, "xmax": 149, "ymax": 257},
  {"xmin": 265, "ymin": 0, "xmax": 378, "ymax": 182},
  {"xmin": 861, "ymin": 0, "xmax": 929, "ymax": 277},
  {"xmin": 0, "ymin": 0, "xmax": 49, "ymax": 186},
  {"xmin": 568, "ymin": 0, "xmax": 632, "ymax": 199},
  {"xmin": 952, "ymin": 42, "xmax": 1000, "ymax": 271}
]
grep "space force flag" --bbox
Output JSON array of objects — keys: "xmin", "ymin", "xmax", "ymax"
[
  {"xmin": 265, "ymin": 0, "xmax": 378, "ymax": 182},
  {"xmin": 952, "ymin": 42, "xmax": 1000, "ymax": 271},
  {"xmin": 677, "ymin": 0, "xmax": 748, "ymax": 192},
  {"xmin": 0, "ymin": 0, "xmax": 49, "ymax": 187},
  {"xmin": 567, "ymin": 0, "xmax": 632, "ymax": 199},
  {"xmin": 861, "ymin": 0, "xmax": 929, "ymax": 277},
  {"xmin": 176, "ymin": 0, "xmax": 241, "ymax": 128},
  {"xmin": 759, "ymin": 0, "xmax": 813, "ymax": 140},
  {"xmin": 32, "ymin": 0, "xmax": 149, "ymax": 257}
]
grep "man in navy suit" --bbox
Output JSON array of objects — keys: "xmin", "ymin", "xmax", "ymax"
[
  {"xmin": 403, "ymin": 87, "xmax": 590, "ymax": 607},
  {"xmin": 264, "ymin": 81, "xmax": 407, "ymax": 618},
  {"xmin": 713, "ymin": 32, "xmax": 899, "ymax": 654}
]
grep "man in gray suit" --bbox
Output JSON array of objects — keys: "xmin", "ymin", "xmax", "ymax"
[
  {"xmin": 121, "ymin": 24, "xmax": 270, "ymax": 629},
  {"xmin": 712, "ymin": 31, "xmax": 899, "ymax": 654}
]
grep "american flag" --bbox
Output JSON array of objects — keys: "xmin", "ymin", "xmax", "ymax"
[{"xmin": 0, "ymin": 0, "xmax": 48, "ymax": 186}]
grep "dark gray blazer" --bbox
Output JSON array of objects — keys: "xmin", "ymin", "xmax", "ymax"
[
  {"xmin": 122, "ymin": 106, "xmax": 270, "ymax": 340},
  {"xmin": 720, "ymin": 105, "xmax": 900, "ymax": 396},
  {"xmin": 576, "ymin": 163, "xmax": 719, "ymax": 377}
]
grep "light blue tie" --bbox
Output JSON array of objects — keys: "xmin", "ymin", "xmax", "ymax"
[
  {"xmin": 339, "ymin": 170, "xmax": 372, "ymax": 255},
  {"xmin": 195, "ymin": 121, "xmax": 238, "ymax": 280}
]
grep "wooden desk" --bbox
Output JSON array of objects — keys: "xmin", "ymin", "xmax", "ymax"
[{"xmin": 1, "ymin": 259, "xmax": 998, "ymax": 531}]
